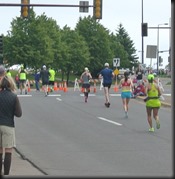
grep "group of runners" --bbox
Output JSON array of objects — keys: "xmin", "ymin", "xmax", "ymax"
[{"xmin": 80, "ymin": 63, "xmax": 161, "ymax": 132}]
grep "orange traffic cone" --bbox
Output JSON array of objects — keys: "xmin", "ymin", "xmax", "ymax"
[
  {"xmin": 93, "ymin": 80, "xmax": 97, "ymax": 93},
  {"xmin": 114, "ymin": 82, "xmax": 118, "ymax": 92},
  {"xmin": 63, "ymin": 81, "xmax": 68, "ymax": 92},
  {"xmin": 81, "ymin": 87, "xmax": 84, "ymax": 93},
  {"xmin": 54, "ymin": 82, "xmax": 58, "ymax": 91},
  {"xmin": 48, "ymin": 87, "xmax": 51, "ymax": 92},
  {"xmin": 26, "ymin": 79, "xmax": 31, "ymax": 92}
]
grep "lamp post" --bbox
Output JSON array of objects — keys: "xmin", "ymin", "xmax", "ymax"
[
  {"xmin": 157, "ymin": 23, "xmax": 168, "ymax": 74},
  {"xmin": 141, "ymin": 0, "xmax": 144, "ymax": 64}
]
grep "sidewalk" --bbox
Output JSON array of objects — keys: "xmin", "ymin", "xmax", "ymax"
[{"xmin": 8, "ymin": 148, "xmax": 46, "ymax": 176}]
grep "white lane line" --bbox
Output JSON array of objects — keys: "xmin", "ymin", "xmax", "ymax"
[
  {"xmin": 17, "ymin": 95, "xmax": 32, "ymax": 97},
  {"xmin": 56, "ymin": 98, "xmax": 62, "ymax": 101},
  {"xmin": 163, "ymin": 94, "xmax": 171, "ymax": 96},
  {"xmin": 110, "ymin": 94, "xmax": 120, "ymax": 96},
  {"xmin": 98, "ymin": 117, "xmax": 122, "ymax": 126},
  {"xmin": 48, "ymin": 94, "xmax": 61, "ymax": 96},
  {"xmin": 80, "ymin": 94, "xmax": 96, "ymax": 96}
]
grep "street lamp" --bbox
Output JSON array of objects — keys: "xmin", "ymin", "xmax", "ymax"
[
  {"xmin": 141, "ymin": 0, "xmax": 144, "ymax": 64},
  {"xmin": 157, "ymin": 23, "xmax": 168, "ymax": 74}
]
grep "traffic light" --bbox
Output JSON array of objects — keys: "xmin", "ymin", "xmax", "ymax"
[
  {"xmin": 0, "ymin": 35, "xmax": 3, "ymax": 54},
  {"xmin": 93, "ymin": 0, "xmax": 102, "ymax": 19},
  {"xmin": 142, "ymin": 23, "xmax": 148, "ymax": 36},
  {"xmin": 159, "ymin": 56, "xmax": 163, "ymax": 64},
  {"xmin": 21, "ymin": 0, "xmax": 30, "ymax": 18}
]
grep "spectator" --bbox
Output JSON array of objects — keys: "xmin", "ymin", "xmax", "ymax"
[
  {"xmin": 15, "ymin": 74, "xmax": 20, "ymax": 89},
  {"xmin": 34, "ymin": 69, "xmax": 40, "ymax": 91},
  {"xmin": 132, "ymin": 81, "xmax": 146, "ymax": 98},
  {"xmin": 0, "ymin": 65, "xmax": 22, "ymax": 175}
]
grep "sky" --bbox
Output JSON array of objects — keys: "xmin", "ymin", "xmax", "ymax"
[{"xmin": 0, "ymin": 0, "xmax": 171, "ymax": 69}]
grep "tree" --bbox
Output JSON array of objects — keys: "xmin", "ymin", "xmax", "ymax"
[
  {"xmin": 75, "ymin": 16, "xmax": 114, "ymax": 77},
  {"xmin": 115, "ymin": 23, "xmax": 139, "ymax": 69},
  {"xmin": 59, "ymin": 26, "xmax": 90, "ymax": 84},
  {"xmin": 4, "ymin": 9, "xmax": 61, "ymax": 70}
]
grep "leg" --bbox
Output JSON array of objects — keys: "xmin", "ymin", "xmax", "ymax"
[
  {"xmin": 19, "ymin": 82, "xmax": 23, "ymax": 94},
  {"xmin": 84, "ymin": 88, "xmax": 88, "ymax": 102},
  {"xmin": 24, "ymin": 82, "xmax": 27, "ymax": 94},
  {"xmin": 153, "ymin": 108, "xmax": 160, "ymax": 129},
  {"xmin": 3, "ymin": 148, "xmax": 13, "ymax": 175},
  {"xmin": 146, "ymin": 107, "xmax": 154, "ymax": 131},
  {"xmin": 122, "ymin": 98, "xmax": 128, "ymax": 118},
  {"xmin": 0, "ymin": 147, "xmax": 3, "ymax": 175},
  {"xmin": 126, "ymin": 98, "xmax": 130, "ymax": 112}
]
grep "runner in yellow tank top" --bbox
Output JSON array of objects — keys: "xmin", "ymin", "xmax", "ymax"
[{"xmin": 145, "ymin": 74, "xmax": 161, "ymax": 132}]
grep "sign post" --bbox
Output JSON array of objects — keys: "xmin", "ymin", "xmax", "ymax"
[{"xmin": 113, "ymin": 58, "xmax": 120, "ymax": 92}]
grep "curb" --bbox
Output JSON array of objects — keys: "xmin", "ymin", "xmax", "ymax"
[{"xmin": 136, "ymin": 96, "xmax": 171, "ymax": 108}]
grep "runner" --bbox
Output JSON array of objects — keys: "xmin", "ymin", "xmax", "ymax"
[
  {"xmin": 80, "ymin": 67, "xmax": 92, "ymax": 103},
  {"xmin": 144, "ymin": 74, "xmax": 161, "ymax": 132},
  {"xmin": 98, "ymin": 63, "xmax": 114, "ymax": 107},
  {"xmin": 118, "ymin": 71, "xmax": 133, "ymax": 118},
  {"xmin": 18, "ymin": 65, "xmax": 28, "ymax": 95},
  {"xmin": 40, "ymin": 65, "xmax": 50, "ymax": 97}
]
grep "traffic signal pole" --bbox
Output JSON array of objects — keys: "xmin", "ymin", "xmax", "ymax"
[{"xmin": 0, "ymin": 3, "xmax": 93, "ymax": 8}]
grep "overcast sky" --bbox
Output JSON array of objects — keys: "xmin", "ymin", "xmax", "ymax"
[{"xmin": 0, "ymin": 0, "xmax": 171, "ymax": 68}]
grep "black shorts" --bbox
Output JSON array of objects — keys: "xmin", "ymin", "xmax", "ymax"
[
  {"xmin": 103, "ymin": 83, "xmax": 111, "ymax": 88},
  {"xmin": 19, "ymin": 80, "xmax": 26, "ymax": 85},
  {"xmin": 49, "ymin": 81, "xmax": 54, "ymax": 86},
  {"xmin": 82, "ymin": 83, "xmax": 90, "ymax": 89},
  {"xmin": 42, "ymin": 81, "xmax": 49, "ymax": 85}
]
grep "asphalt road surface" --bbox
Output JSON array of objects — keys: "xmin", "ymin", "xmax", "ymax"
[{"xmin": 14, "ymin": 87, "xmax": 172, "ymax": 177}]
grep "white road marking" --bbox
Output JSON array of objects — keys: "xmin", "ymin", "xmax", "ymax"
[
  {"xmin": 17, "ymin": 95, "xmax": 32, "ymax": 97},
  {"xmin": 80, "ymin": 94, "xmax": 96, "ymax": 96},
  {"xmin": 48, "ymin": 94, "xmax": 61, "ymax": 97},
  {"xmin": 110, "ymin": 94, "xmax": 121, "ymax": 96},
  {"xmin": 56, "ymin": 98, "xmax": 62, "ymax": 101},
  {"xmin": 163, "ymin": 94, "xmax": 171, "ymax": 96},
  {"xmin": 98, "ymin": 117, "xmax": 122, "ymax": 126}
]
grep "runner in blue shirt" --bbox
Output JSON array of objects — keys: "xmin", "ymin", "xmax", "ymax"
[{"xmin": 98, "ymin": 63, "xmax": 114, "ymax": 107}]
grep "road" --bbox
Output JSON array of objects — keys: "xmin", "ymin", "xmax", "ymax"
[{"xmin": 14, "ymin": 87, "xmax": 172, "ymax": 177}]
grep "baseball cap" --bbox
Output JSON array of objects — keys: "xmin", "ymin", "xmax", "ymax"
[
  {"xmin": 0, "ymin": 65, "xmax": 5, "ymax": 76},
  {"xmin": 104, "ymin": 63, "xmax": 109, "ymax": 67},
  {"xmin": 147, "ymin": 74, "xmax": 154, "ymax": 80},
  {"xmin": 84, "ymin": 67, "xmax": 89, "ymax": 71}
]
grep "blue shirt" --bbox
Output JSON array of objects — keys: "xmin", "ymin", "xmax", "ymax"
[
  {"xmin": 100, "ymin": 68, "xmax": 113, "ymax": 84},
  {"xmin": 34, "ymin": 72, "xmax": 40, "ymax": 81}
]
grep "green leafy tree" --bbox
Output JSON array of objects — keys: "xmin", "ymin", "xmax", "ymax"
[
  {"xmin": 115, "ymin": 23, "xmax": 139, "ymax": 69},
  {"xmin": 75, "ymin": 16, "xmax": 114, "ymax": 77},
  {"xmin": 4, "ymin": 9, "xmax": 60, "ymax": 70},
  {"xmin": 59, "ymin": 26, "xmax": 90, "ymax": 84}
]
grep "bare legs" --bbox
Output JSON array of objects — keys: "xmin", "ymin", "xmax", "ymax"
[
  {"xmin": 122, "ymin": 98, "xmax": 130, "ymax": 118},
  {"xmin": 146, "ymin": 107, "xmax": 160, "ymax": 131}
]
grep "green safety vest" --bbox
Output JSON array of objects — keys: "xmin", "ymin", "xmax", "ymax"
[{"xmin": 19, "ymin": 70, "xmax": 26, "ymax": 80}]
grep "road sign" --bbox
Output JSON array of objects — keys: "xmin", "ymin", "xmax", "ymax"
[
  {"xmin": 79, "ymin": 1, "xmax": 89, "ymax": 12},
  {"xmin": 114, "ymin": 69, "xmax": 119, "ymax": 75},
  {"xmin": 113, "ymin": 58, "xmax": 120, "ymax": 67}
]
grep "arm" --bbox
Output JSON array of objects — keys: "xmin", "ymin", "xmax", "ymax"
[
  {"xmin": 118, "ymin": 79, "xmax": 122, "ymax": 89},
  {"xmin": 80, "ymin": 72, "xmax": 85, "ymax": 81},
  {"xmin": 14, "ymin": 96, "xmax": 22, "ymax": 117},
  {"xmin": 88, "ymin": 73, "xmax": 92, "ymax": 79}
]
